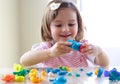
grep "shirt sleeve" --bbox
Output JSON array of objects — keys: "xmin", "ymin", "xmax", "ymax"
[
  {"xmin": 31, "ymin": 43, "xmax": 40, "ymax": 50},
  {"xmin": 31, "ymin": 42, "xmax": 51, "ymax": 51}
]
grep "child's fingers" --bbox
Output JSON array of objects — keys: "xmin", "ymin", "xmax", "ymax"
[
  {"xmin": 82, "ymin": 44, "xmax": 98, "ymax": 56},
  {"xmin": 80, "ymin": 42, "xmax": 89, "ymax": 52},
  {"xmin": 58, "ymin": 41, "xmax": 72, "ymax": 46},
  {"xmin": 58, "ymin": 42, "xmax": 72, "ymax": 53},
  {"xmin": 61, "ymin": 44, "xmax": 72, "ymax": 51},
  {"xmin": 81, "ymin": 44, "xmax": 93, "ymax": 53},
  {"xmin": 80, "ymin": 39, "xmax": 88, "ymax": 43},
  {"xmin": 84, "ymin": 49, "xmax": 94, "ymax": 55},
  {"xmin": 64, "ymin": 42, "xmax": 72, "ymax": 46},
  {"xmin": 62, "ymin": 47, "xmax": 72, "ymax": 53}
]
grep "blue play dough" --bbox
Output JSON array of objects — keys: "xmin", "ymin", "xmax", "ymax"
[
  {"xmin": 52, "ymin": 76, "xmax": 67, "ymax": 84},
  {"xmin": 52, "ymin": 68, "xmax": 60, "ymax": 74},
  {"xmin": 97, "ymin": 67, "xmax": 104, "ymax": 77},
  {"xmin": 86, "ymin": 72, "xmax": 93, "ymax": 76},
  {"xmin": 46, "ymin": 68, "xmax": 52, "ymax": 73},
  {"xmin": 67, "ymin": 39, "xmax": 82, "ymax": 51},
  {"xmin": 104, "ymin": 68, "xmax": 120, "ymax": 81},
  {"xmin": 57, "ymin": 71, "xmax": 68, "ymax": 76}
]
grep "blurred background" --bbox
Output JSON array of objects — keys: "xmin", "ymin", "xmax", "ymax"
[
  {"xmin": 0, "ymin": 0, "xmax": 120, "ymax": 67},
  {"xmin": 0, "ymin": 0, "xmax": 50, "ymax": 67}
]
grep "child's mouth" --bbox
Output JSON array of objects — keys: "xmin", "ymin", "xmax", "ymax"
[{"xmin": 60, "ymin": 34, "xmax": 71, "ymax": 38}]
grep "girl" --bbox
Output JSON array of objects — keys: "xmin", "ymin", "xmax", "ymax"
[{"xmin": 20, "ymin": 0, "xmax": 109, "ymax": 67}]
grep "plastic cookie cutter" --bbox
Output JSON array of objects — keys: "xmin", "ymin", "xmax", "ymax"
[
  {"xmin": 48, "ymin": 72, "xmax": 55, "ymax": 81},
  {"xmin": 67, "ymin": 39, "xmax": 86, "ymax": 52}
]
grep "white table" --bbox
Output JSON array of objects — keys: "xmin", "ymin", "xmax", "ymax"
[{"xmin": 0, "ymin": 66, "xmax": 120, "ymax": 84}]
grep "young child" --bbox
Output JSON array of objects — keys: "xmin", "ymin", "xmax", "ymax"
[{"xmin": 20, "ymin": 0, "xmax": 109, "ymax": 68}]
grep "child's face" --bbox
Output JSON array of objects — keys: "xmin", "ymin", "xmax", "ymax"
[{"xmin": 50, "ymin": 8, "xmax": 78, "ymax": 42}]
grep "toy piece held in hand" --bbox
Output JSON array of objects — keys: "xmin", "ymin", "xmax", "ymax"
[{"xmin": 67, "ymin": 39, "xmax": 86, "ymax": 52}]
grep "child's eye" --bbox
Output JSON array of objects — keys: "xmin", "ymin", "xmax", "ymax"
[
  {"xmin": 56, "ymin": 25, "xmax": 62, "ymax": 27},
  {"xmin": 68, "ymin": 24, "xmax": 75, "ymax": 26}
]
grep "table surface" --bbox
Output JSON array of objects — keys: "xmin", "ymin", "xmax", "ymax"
[{"xmin": 0, "ymin": 66, "xmax": 120, "ymax": 84}]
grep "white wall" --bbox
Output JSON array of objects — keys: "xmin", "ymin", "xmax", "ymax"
[
  {"xmin": 0, "ymin": 0, "xmax": 50, "ymax": 68},
  {"xmin": 0, "ymin": 0, "xmax": 19, "ymax": 68},
  {"xmin": 103, "ymin": 48, "xmax": 120, "ymax": 66},
  {"xmin": 19, "ymin": 0, "xmax": 49, "ymax": 54},
  {"xmin": 79, "ymin": 0, "xmax": 120, "ymax": 67}
]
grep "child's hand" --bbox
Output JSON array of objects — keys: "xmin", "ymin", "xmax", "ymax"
[
  {"xmin": 49, "ymin": 41, "xmax": 72, "ymax": 57},
  {"xmin": 80, "ymin": 42, "xmax": 99, "ymax": 56}
]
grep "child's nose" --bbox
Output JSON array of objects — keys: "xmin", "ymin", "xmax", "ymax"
[{"xmin": 62, "ymin": 25, "xmax": 69, "ymax": 31}]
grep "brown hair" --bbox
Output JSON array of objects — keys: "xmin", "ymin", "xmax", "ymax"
[{"xmin": 41, "ymin": 0, "xmax": 85, "ymax": 42}]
